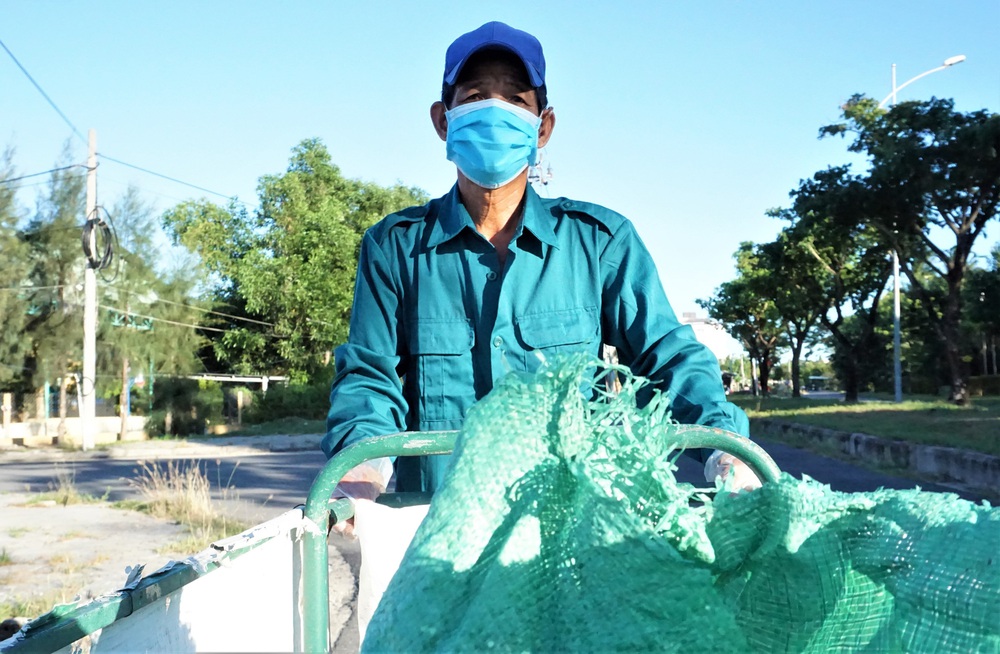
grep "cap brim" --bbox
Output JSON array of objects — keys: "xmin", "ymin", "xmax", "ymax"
[{"xmin": 443, "ymin": 43, "xmax": 544, "ymax": 88}]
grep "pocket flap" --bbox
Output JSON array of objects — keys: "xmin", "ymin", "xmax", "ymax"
[
  {"xmin": 518, "ymin": 307, "xmax": 599, "ymax": 349},
  {"xmin": 409, "ymin": 319, "xmax": 475, "ymax": 355}
]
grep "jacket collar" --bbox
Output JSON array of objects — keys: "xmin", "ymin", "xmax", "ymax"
[{"xmin": 426, "ymin": 184, "xmax": 558, "ymax": 250}]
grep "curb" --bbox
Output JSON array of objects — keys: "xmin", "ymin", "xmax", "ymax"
[
  {"xmin": 0, "ymin": 434, "xmax": 324, "ymax": 464},
  {"xmin": 752, "ymin": 418, "xmax": 1000, "ymax": 498}
]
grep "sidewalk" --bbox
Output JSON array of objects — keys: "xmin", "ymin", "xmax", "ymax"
[{"xmin": 0, "ymin": 433, "xmax": 324, "ymax": 463}]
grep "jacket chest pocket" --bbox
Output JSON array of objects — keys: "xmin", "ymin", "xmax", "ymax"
[
  {"xmin": 408, "ymin": 319, "xmax": 476, "ymax": 423},
  {"xmin": 516, "ymin": 306, "xmax": 600, "ymax": 364}
]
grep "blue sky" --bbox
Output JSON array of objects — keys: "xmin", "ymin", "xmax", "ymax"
[{"xmin": 3, "ymin": 1, "xmax": 999, "ymax": 320}]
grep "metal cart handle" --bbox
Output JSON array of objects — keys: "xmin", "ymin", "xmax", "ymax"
[{"xmin": 299, "ymin": 426, "xmax": 780, "ymax": 652}]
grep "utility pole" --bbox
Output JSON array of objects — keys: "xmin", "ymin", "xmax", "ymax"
[{"xmin": 81, "ymin": 129, "xmax": 97, "ymax": 450}]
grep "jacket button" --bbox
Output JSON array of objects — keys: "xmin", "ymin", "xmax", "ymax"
[
  {"xmin": 486, "ymin": 271, "xmax": 498, "ymax": 281},
  {"xmin": 492, "ymin": 336, "xmax": 503, "ymax": 348}
]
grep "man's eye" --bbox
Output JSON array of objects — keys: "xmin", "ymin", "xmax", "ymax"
[{"xmin": 461, "ymin": 93, "xmax": 483, "ymax": 103}]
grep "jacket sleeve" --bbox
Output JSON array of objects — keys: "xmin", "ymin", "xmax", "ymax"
[
  {"xmin": 322, "ymin": 231, "xmax": 408, "ymax": 458},
  {"xmin": 599, "ymin": 220, "xmax": 750, "ymax": 454}
]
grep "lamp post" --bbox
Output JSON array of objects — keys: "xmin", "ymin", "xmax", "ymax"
[{"xmin": 878, "ymin": 55, "xmax": 966, "ymax": 403}]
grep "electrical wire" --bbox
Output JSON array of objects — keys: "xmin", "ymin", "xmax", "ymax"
[
  {"xmin": 2, "ymin": 174, "xmax": 88, "ymax": 193},
  {"xmin": 97, "ymin": 154, "xmax": 244, "ymax": 204},
  {"xmin": 1, "ymin": 38, "xmax": 244, "ymax": 212},
  {"xmin": 133, "ymin": 293, "xmax": 276, "ymax": 328},
  {"xmin": 0, "ymin": 38, "xmax": 87, "ymax": 145},
  {"xmin": 0, "ymin": 164, "xmax": 86, "ymax": 186},
  {"xmin": 99, "ymin": 303, "xmax": 227, "ymax": 333}
]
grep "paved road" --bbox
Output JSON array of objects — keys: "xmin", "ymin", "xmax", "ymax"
[
  {"xmin": 0, "ymin": 450, "xmax": 330, "ymax": 524},
  {"xmin": 0, "ymin": 435, "xmax": 984, "ymax": 525}
]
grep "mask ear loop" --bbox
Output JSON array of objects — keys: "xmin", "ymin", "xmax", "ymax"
[{"xmin": 528, "ymin": 148, "xmax": 554, "ymax": 187}]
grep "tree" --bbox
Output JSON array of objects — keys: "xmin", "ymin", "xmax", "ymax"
[
  {"xmin": 964, "ymin": 245, "xmax": 1000, "ymax": 377},
  {"xmin": 0, "ymin": 149, "xmax": 32, "ymax": 388},
  {"xmin": 97, "ymin": 187, "xmax": 205, "ymax": 439},
  {"xmin": 21, "ymin": 149, "xmax": 86, "ymax": 425},
  {"xmin": 699, "ymin": 243, "xmax": 785, "ymax": 397},
  {"xmin": 755, "ymin": 229, "xmax": 826, "ymax": 397},
  {"xmin": 788, "ymin": 166, "xmax": 894, "ymax": 402},
  {"xmin": 821, "ymin": 97, "xmax": 1000, "ymax": 403},
  {"xmin": 164, "ymin": 139, "xmax": 427, "ymax": 383}
]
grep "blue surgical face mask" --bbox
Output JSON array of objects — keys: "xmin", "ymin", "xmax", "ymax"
[{"xmin": 445, "ymin": 99, "xmax": 542, "ymax": 190}]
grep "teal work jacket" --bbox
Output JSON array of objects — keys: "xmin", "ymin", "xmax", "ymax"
[{"xmin": 324, "ymin": 184, "xmax": 749, "ymax": 491}]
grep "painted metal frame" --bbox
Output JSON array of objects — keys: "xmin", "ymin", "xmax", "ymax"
[
  {"xmin": 301, "ymin": 431, "xmax": 457, "ymax": 653},
  {"xmin": 300, "ymin": 426, "xmax": 780, "ymax": 652},
  {"xmin": 0, "ymin": 511, "xmax": 302, "ymax": 654}
]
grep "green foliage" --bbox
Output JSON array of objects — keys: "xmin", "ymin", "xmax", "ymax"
[
  {"xmin": 822, "ymin": 97, "xmax": 1000, "ymax": 403},
  {"xmin": 226, "ymin": 417, "xmax": 325, "ymax": 436},
  {"xmin": 963, "ymin": 248, "xmax": 1000, "ymax": 378},
  {"xmin": 96, "ymin": 188, "xmax": 206, "ymax": 433},
  {"xmin": 825, "ymin": 310, "xmax": 891, "ymax": 394},
  {"xmin": 163, "ymin": 139, "xmax": 427, "ymax": 384},
  {"xmin": 802, "ymin": 359, "xmax": 837, "ymax": 390},
  {"xmin": 968, "ymin": 376, "xmax": 1000, "ymax": 397},
  {"xmin": 147, "ymin": 377, "xmax": 224, "ymax": 437},
  {"xmin": 699, "ymin": 242, "xmax": 785, "ymax": 396},
  {"xmin": 20, "ymin": 144, "xmax": 86, "ymax": 396},
  {"xmin": 0, "ymin": 149, "xmax": 31, "ymax": 386},
  {"xmin": 786, "ymin": 165, "xmax": 894, "ymax": 402},
  {"xmin": 1, "ymin": 146, "xmax": 204, "ymax": 422},
  {"xmin": 246, "ymin": 366, "xmax": 334, "ymax": 423}
]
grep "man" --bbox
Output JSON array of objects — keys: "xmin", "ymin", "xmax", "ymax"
[{"xmin": 324, "ymin": 21, "xmax": 758, "ymax": 509}]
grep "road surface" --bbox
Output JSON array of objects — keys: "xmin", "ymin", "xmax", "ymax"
[{"xmin": 0, "ymin": 436, "xmax": 984, "ymax": 525}]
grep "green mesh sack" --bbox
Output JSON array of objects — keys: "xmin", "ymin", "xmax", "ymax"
[{"xmin": 362, "ymin": 357, "xmax": 1000, "ymax": 653}]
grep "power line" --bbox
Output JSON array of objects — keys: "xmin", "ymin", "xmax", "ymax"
[
  {"xmin": 152, "ymin": 297, "xmax": 276, "ymax": 328},
  {"xmin": 99, "ymin": 303, "xmax": 227, "ymax": 333},
  {"xmin": 97, "ymin": 154, "xmax": 243, "ymax": 204},
  {"xmin": 0, "ymin": 37, "xmax": 87, "ymax": 144},
  {"xmin": 2, "ymin": 173, "xmax": 88, "ymax": 193},
  {"xmin": 3, "ymin": 284, "xmax": 276, "ymax": 331},
  {"xmin": 0, "ymin": 164, "xmax": 87, "ymax": 186},
  {"xmin": 106, "ymin": 284, "xmax": 277, "ymax": 328},
  {"xmin": 0, "ymin": 39, "xmax": 243, "ymax": 208}
]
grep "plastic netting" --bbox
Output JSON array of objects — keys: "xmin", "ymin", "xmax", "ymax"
[{"xmin": 363, "ymin": 357, "xmax": 1000, "ymax": 653}]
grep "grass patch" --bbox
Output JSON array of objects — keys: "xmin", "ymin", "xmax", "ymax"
[
  {"xmin": 25, "ymin": 471, "xmax": 106, "ymax": 506},
  {"xmin": 119, "ymin": 460, "xmax": 248, "ymax": 552},
  {"xmin": 56, "ymin": 531, "xmax": 89, "ymax": 542},
  {"xmin": 732, "ymin": 395, "xmax": 1000, "ymax": 456},
  {"xmin": 223, "ymin": 417, "xmax": 325, "ymax": 437},
  {"xmin": 0, "ymin": 593, "xmax": 80, "ymax": 623},
  {"xmin": 45, "ymin": 553, "xmax": 83, "ymax": 575},
  {"xmin": 0, "ymin": 548, "xmax": 11, "ymax": 566},
  {"xmin": 6, "ymin": 527, "xmax": 28, "ymax": 538}
]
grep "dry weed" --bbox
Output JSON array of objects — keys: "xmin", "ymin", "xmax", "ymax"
[
  {"xmin": 27, "ymin": 469, "xmax": 103, "ymax": 506},
  {"xmin": 128, "ymin": 460, "xmax": 248, "ymax": 551}
]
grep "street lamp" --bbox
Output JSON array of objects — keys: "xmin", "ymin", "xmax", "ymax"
[{"xmin": 878, "ymin": 55, "xmax": 966, "ymax": 403}]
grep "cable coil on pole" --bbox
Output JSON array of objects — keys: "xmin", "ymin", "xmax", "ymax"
[{"xmin": 80, "ymin": 206, "xmax": 119, "ymax": 280}]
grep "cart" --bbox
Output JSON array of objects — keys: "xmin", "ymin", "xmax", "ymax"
[{"xmin": 0, "ymin": 426, "xmax": 779, "ymax": 653}]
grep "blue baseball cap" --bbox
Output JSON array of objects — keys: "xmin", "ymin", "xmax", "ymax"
[{"xmin": 443, "ymin": 21, "xmax": 546, "ymax": 88}]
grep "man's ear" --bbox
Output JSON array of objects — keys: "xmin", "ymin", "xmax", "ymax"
[
  {"xmin": 538, "ymin": 107, "xmax": 556, "ymax": 148},
  {"xmin": 430, "ymin": 102, "xmax": 448, "ymax": 141}
]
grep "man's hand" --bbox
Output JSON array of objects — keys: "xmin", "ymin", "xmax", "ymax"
[
  {"xmin": 330, "ymin": 458, "xmax": 392, "ymax": 538},
  {"xmin": 704, "ymin": 450, "xmax": 762, "ymax": 493}
]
